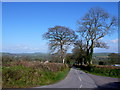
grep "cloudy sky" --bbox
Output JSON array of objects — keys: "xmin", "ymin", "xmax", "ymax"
[{"xmin": 2, "ymin": 2, "xmax": 118, "ymax": 53}]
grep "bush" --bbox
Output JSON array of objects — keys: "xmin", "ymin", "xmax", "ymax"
[
  {"xmin": 80, "ymin": 65, "xmax": 120, "ymax": 78},
  {"xmin": 2, "ymin": 61, "xmax": 69, "ymax": 88},
  {"xmin": 93, "ymin": 67, "xmax": 120, "ymax": 78}
]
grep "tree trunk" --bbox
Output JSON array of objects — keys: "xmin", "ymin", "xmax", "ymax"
[
  {"xmin": 80, "ymin": 58, "xmax": 83, "ymax": 66},
  {"xmin": 63, "ymin": 58, "xmax": 65, "ymax": 64},
  {"xmin": 86, "ymin": 40, "xmax": 90, "ymax": 65},
  {"xmin": 60, "ymin": 44, "xmax": 64, "ymax": 63},
  {"xmin": 89, "ymin": 40, "xmax": 94, "ymax": 65}
]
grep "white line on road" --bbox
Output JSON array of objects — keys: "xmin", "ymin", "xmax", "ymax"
[
  {"xmin": 75, "ymin": 70, "xmax": 82, "ymax": 81},
  {"xmin": 78, "ymin": 76, "xmax": 82, "ymax": 81},
  {"xmin": 79, "ymin": 84, "xmax": 82, "ymax": 88},
  {"xmin": 75, "ymin": 69, "xmax": 82, "ymax": 88}
]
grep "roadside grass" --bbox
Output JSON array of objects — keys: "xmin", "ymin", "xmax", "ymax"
[
  {"xmin": 2, "ymin": 61, "xmax": 70, "ymax": 88},
  {"xmin": 40, "ymin": 68, "xmax": 69, "ymax": 85},
  {"xmin": 78, "ymin": 65, "xmax": 120, "ymax": 78}
]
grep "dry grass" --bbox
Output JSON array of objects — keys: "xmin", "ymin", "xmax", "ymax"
[
  {"xmin": 95, "ymin": 65, "xmax": 120, "ymax": 69},
  {"xmin": 2, "ymin": 61, "xmax": 69, "ymax": 88},
  {"xmin": 6, "ymin": 61, "xmax": 68, "ymax": 72}
]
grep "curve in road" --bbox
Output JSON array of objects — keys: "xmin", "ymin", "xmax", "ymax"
[
  {"xmin": 35, "ymin": 67, "xmax": 98, "ymax": 88},
  {"xmin": 35, "ymin": 67, "xmax": 120, "ymax": 88}
]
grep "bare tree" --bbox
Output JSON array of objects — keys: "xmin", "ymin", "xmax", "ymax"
[
  {"xmin": 72, "ymin": 40, "xmax": 87, "ymax": 66},
  {"xmin": 77, "ymin": 7, "xmax": 117, "ymax": 65},
  {"xmin": 43, "ymin": 26, "xmax": 77, "ymax": 63}
]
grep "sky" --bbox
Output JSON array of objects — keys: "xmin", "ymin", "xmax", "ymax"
[
  {"xmin": 2, "ymin": 2, "xmax": 118, "ymax": 53},
  {"xmin": 2, "ymin": 0, "xmax": 120, "ymax": 2}
]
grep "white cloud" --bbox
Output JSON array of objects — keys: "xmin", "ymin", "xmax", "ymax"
[
  {"xmin": 94, "ymin": 47, "xmax": 118, "ymax": 53},
  {"xmin": 2, "ymin": 44, "xmax": 48, "ymax": 53},
  {"xmin": 94, "ymin": 39, "xmax": 118, "ymax": 53},
  {"xmin": 111, "ymin": 39, "xmax": 118, "ymax": 43}
]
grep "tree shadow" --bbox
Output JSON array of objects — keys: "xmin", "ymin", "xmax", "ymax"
[{"xmin": 94, "ymin": 82, "xmax": 120, "ymax": 90}]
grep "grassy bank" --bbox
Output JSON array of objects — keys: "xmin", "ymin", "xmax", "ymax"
[
  {"xmin": 2, "ymin": 61, "xmax": 69, "ymax": 88},
  {"xmin": 78, "ymin": 65, "xmax": 120, "ymax": 78}
]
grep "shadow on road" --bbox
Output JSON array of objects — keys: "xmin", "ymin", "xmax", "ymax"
[
  {"xmin": 73, "ymin": 66, "xmax": 120, "ymax": 89},
  {"xmin": 93, "ymin": 82, "xmax": 120, "ymax": 89}
]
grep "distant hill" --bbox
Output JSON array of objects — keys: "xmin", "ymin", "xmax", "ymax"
[
  {"xmin": 1, "ymin": 52, "xmax": 118, "ymax": 59},
  {"xmin": 1, "ymin": 52, "xmax": 117, "ymax": 56},
  {"xmin": 2, "ymin": 52, "xmax": 50, "ymax": 60},
  {"xmin": 17, "ymin": 52, "xmax": 49, "ymax": 60},
  {"xmin": 93, "ymin": 53, "xmax": 110, "ymax": 57},
  {"xmin": 2, "ymin": 52, "xmax": 17, "ymax": 56}
]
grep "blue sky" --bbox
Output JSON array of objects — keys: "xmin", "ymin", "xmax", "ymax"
[{"xmin": 2, "ymin": 2, "xmax": 118, "ymax": 53}]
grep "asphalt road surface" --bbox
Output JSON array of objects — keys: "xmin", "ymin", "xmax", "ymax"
[{"xmin": 35, "ymin": 67, "xmax": 120, "ymax": 88}]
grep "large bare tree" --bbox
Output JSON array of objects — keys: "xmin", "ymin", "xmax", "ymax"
[
  {"xmin": 72, "ymin": 40, "xmax": 87, "ymax": 66},
  {"xmin": 77, "ymin": 7, "xmax": 117, "ymax": 65},
  {"xmin": 43, "ymin": 26, "xmax": 77, "ymax": 63}
]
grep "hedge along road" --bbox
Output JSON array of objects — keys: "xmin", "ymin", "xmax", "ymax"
[{"xmin": 35, "ymin": 67, "xmax": 120, "ymax": 88}]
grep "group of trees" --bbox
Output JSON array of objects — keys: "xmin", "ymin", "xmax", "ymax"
[{"xmin": 43, "ymin": 7, "xmax": 117, "ymax": 66}]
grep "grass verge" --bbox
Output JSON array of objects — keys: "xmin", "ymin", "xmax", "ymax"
[
  {"xmin": 2, "ymin": 61, "xmax": 70, "ymax": 88},
  {"xmin": 78, "ymin": 65, "xmax": 120, "ymax": 78}
]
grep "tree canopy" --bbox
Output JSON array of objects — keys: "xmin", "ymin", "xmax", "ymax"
[
  {"xmin": 43, "ymin": 25, "xmax": 77, "ymax": 63},
  {"xmin": 77, "ymin": 7, "xmax": 117, "ymax": 65}
]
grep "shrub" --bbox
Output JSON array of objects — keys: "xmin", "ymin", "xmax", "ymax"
[
  {"xmin": 2, "ymin": 61, "xmax": 69, "ymax": 88},
  {"xmin": 81, "ymin": 65, "xmax": 120, "ymax": 78}
]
